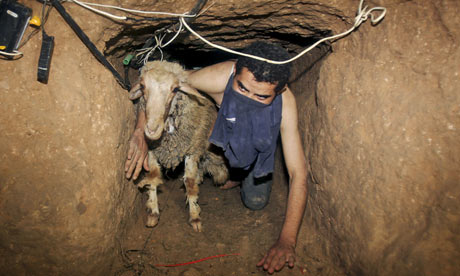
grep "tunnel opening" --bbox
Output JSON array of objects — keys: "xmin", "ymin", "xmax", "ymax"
[
  {"xmin": 106, "ymin": 27, "xmax": 331, "ymax": 71},
  {"xmin": 107, "ymin": 15, "xmax": 333, "ymax": 275}
]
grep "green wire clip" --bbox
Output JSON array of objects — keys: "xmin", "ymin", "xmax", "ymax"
[{"xmin": 123, "ymin": 54, "xmax": 134, "ymax": 66}]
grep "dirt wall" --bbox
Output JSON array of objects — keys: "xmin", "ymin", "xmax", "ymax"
[
  {"xmin": 0, "ymin": 1, "xmax": 139, "ymax": 274},
  {"xmin": 294, "ymin": 1, "xmax": 460, "ymax": 275}
]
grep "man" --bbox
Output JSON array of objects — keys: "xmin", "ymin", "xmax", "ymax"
[{"xmin": 125, "ymin": 42, "xmax": 307, "ymax": 274}]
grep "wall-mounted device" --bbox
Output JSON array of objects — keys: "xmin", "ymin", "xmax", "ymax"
[{"xmin": 0, "ymin": 0, "xmax": 32, "ymax": 54}]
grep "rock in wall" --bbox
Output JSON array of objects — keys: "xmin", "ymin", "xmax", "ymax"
[
  {"xmin": 0, "ymin": 1, "xmax": 139, "ymax": 274},
  {"xmin": 293, "ymin": 1, "xmax": 460, "ymax": 275}
]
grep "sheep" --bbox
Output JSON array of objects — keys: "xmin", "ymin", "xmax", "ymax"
[{"xmin": 128, "ymin": 60, "xmax": 228, "ymax": 232}]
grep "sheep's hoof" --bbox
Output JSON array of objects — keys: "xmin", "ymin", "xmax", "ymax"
[
  {"xmin": 189, "ymin": 218, "xmax": 202, "ymax": 232},
  {"xmin": 146, "ymin": 213, "xmax": 159, "ymax": 228}
]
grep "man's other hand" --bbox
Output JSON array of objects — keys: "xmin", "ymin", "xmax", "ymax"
[
  {"xmin": 125, "ymin": 128, "xmax": 149, "ymax": 180},
  {"xmin": 257, "ymin": 239, "xmax": 296, "ymax": 274}
]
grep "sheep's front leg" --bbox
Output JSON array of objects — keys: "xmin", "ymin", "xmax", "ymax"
[
  {"xmin": 138, "ymin": 151, "xmax": 163, "ymax": 228},
  {"xmin": 184, "ymin": 155, "xmax": 203, "ymax": 232}
]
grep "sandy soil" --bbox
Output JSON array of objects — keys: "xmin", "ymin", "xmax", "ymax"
[{"xmin": 111, "ymin": 175, "xmax": 312, "ymax": 276}]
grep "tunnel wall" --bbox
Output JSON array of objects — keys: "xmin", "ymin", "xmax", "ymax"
[
  {"xmin": 0, "ymin": 1, "xmax": 139, "ymax": 275},
  {"xmin": 0, "ymin": 0, "xmax": 459, "ymax": 275},
  {"xmin": 292, "ymin": 1, "xmax": 460, "ymax": 275}
]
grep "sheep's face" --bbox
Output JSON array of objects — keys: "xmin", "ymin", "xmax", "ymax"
[
  {"xmin": 144, "ymin": 72, "xmax": 179, "ymax": 140},
  {"xmin": 129, "ymin": 62, "xmax": 207, "ymax": 141},
  {"xmin": 129, "ymin": 71, "xmax": 179, "ymax": 141}
]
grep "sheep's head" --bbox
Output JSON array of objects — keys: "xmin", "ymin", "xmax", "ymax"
[{"xmin": 129, "ymin": 63, "xmax": 206, "ymax": 141}]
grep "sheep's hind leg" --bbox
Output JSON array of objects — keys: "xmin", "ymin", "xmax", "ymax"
[
  {"xmin": 184, "ymin": 156, "xmax": 203, "ymax": 232},
  {"xmin": 139, "ymin": 152, "xmax": 163, "ymax": 228}
]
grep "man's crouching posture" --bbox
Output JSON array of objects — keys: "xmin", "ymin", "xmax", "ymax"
[{"xmin": 125, "ymin": 41, "xmax": 307, "ymax": 274}]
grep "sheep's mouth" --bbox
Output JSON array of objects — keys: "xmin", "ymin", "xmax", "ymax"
[{"xmin": 144, "ymin": 123, "xmax": 164, "ymax": 140}]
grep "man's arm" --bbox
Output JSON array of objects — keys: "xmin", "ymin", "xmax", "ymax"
[
  {"xmin": 187, "ymin": 60, "xmax": 235, "ymax": 105},
  {"xmin": 257, "ymin": 88, "xmax": 308, "ymax": 273}
]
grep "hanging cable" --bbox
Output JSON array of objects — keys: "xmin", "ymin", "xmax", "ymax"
[
  {"xmin": 51, "ymin": 0, "xmax": 130, "ymax": 89},
  {"xmin": 180, "ymin": 0, "xmax": 386, "ymax": 64},
  {"xmin": 132, "ymin": 0, "xmax": 206, "ymax": 66},
  {"xmin": 134, "ymin": 18, "xmax": 184, "ymax": 65},
  {"xmin": 71, "ymin": 0, "xmax": 196, "ymax": 17},
  {"xmin": 69, "ymin": 0, "xmax": 196, "ymax": 21},
  {"xmin": 18, "ymin": 0, "xmax": 52, "ymax": 50}
]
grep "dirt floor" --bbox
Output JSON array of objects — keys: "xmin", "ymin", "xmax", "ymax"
[{"xmin": 111, "ymin": 174, "xmax": 312, "ymax": 276}]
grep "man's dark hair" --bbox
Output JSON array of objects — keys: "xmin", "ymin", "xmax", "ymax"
[{"xmin": 235, "ymin": 41, "xmax": 291, "ymax": 93}]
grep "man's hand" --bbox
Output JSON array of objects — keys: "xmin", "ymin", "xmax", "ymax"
[
  {"xmin": 125, "ymin": 128, "xmax": 149, "ymax": 180},
  {"xmin": 257, "ymin": 238, "xmax": 296, "ymax": 274}
]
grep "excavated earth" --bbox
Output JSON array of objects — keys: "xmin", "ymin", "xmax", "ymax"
[{"xmin": 0, "ymin": 0, "xmax": 459, "ymax": 275}]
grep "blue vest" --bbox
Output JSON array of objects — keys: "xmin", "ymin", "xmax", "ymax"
[{"xmin": 209, "ymin": 73, "xmax": 282, "ymax": 178}]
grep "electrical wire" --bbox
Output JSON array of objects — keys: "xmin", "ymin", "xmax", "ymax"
[
  {"xmin": 18, "ymin": 5, "xmax": 48, "ymax": 49},
  {"xmin": 71, "ymin": 0, "xmax": 196, "ymax": 17},
  {"xmin": 0, "ymin": 50, "xmax": 23, "ymax": 57},
  {"xmin": 68, "ymin": 0, "xmax": 193, "ymax": 64},
  {"xmin": 180, "ymin": 0, "xmax": 386, "ymax": 64},
  {"xmin": 68, "ymin": 0, "xmax": 386, "ymax": 65},
  {"xmin": 135, "ymin": 18, "xmax": 184, "ymax": 65},
  {"xmin": 71, "ymin": 0, "xmax": 126, "ymax": 20},
  {"xmin": 1, "ymin": 0, "xmax": 53, "ymax": 58},
  {"xmin": 69, "ymin": 0, "xmax": 195, "ymax": 21}
]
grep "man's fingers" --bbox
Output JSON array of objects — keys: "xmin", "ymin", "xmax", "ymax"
[
  {"xmin": 126, "ymin": 149, "xmax": 140, "ymax": 178},
  {"xmin": 265, "ymin": 252, "xmax": 279, "ymax": 272},
  {"xmin": 274, "ymin": 256, "xmax": 288, "ymax": 271},
  {"xmin": 124, "ymin": 159, "xmax": 131, "ymax": 172},
  {"xmin": 127, "ymin": 143, "xmax": 134, "ymax": 160},
  {"xmin": 263, "ymin": 251, "xmax": 274, "ymax": 270},
  {"xmin": 288, "ymin": 255, "xmax": 295, "ymax": 268},
  {"xmin": 256, "ymin": 254, "xmax": 267, "ymax": 267},
  {"xmin": 125, "ymin": 146, "xmax": 135, "ymax": 171},
  {"xmin": 272, "ymin": 255, "xmax": 287, "ymax": 273},
  {"xmin": 132, "ymin": 157, "xmax": 144, "ymax": 180},
  {"xmin": 143, "ymin": 156, "xmax": 150, "ymax": 171}
]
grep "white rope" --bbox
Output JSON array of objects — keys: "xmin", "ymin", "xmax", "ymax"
[
  {"xmin": 73, "ymin": 1, "xmax": 196, "ymax": 17},
  {"xmin": 0, "ymin": 50, "xmax": 23, "ymax": 57},
  {"xmin": 69, "ymin": 0, "xmax": 190, "ymax": 64},
  {"xmin": 162, "ymin": 18, "xmax": 184, "ymax": 48},
  {"xmin": 70, "ymin": 0, "xmax": 195, "ymax": 20},
  {"xmin": 180, "ymin": 0, "xmax": 386, "ymax": 64},
  {"xmin": 69, "ymin": 0, "xmax": 386, "ymax": 65},
  {"xmin": 71, "ymin": 0, "xmax": 127, "ymax": 20}
]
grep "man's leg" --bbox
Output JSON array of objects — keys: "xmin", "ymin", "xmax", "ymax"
[{"xmin": 240, "ymin": 170, "xmax": 273, "ymax": 210}]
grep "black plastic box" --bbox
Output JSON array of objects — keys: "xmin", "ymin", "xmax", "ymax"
[{"xmin": 0, "ymin": 0, "xmax": 31, "ymax": 53}]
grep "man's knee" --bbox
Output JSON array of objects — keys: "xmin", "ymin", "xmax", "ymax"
[
  {"xmin": 241, "ymin": 193, "xmax": 269, "ymax": 210},
  {"xmin": 240, "ymin": 170, "xmax": 272, "ymax": 210}
]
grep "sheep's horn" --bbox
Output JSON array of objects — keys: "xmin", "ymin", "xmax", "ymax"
[{"xmin": 128, "ymin": 83, "xmax": 144, "ymax": 100}]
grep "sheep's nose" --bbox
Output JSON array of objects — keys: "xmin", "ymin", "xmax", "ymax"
[{"xmin": 146, "ymin": 125, "xmax": 159, "ymax": 135}]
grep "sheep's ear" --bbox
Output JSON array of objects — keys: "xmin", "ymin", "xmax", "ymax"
[
  {"xmin": 176, "ymin": 84, "xmax": 207, "ymax": 101},
  {"xmin": 129, "ymin": 83, "xmax": 144, "ymax": 100}
]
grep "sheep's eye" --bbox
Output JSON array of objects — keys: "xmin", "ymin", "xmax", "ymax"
[{"xmin": 139, "ymin": 83, "xmax": 145, "ymax": 90}]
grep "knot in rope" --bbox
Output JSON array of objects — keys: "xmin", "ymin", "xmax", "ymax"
[{"xmin": 354, "ymin": 0, "xmax": 387, "ymax": 27}]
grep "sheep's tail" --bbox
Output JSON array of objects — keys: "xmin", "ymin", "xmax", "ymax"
[{"xmin": 202, "ymin": 148, "xmax": 228, "ymax": 185}]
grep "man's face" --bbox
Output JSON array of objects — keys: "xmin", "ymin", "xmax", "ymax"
[{"xmin": 232, "ymin": 67, "xmax": 277, "ymax": 105}]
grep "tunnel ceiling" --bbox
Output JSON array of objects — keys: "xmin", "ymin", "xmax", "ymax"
[{"xmin": 104, "ymin": 0, "xmax": 352, "ymax": 59}]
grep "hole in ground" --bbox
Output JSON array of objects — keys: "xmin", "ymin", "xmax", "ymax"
[{"xmin": 111, "ymin": 18, "xmax": 332, "ymax": 275}]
